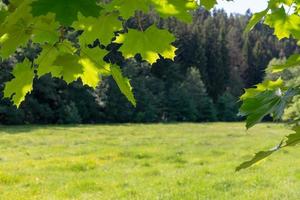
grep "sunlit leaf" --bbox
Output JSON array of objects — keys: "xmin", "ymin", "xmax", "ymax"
[
  {"xmin": 73, "ymin": 12, "xmax": 123, "ymax": 46},
  {"xmin": 104, "ymin": 0, "xmax": 150, "ymax": 19},
  {"xmin": 111, "ymin": 65, "xmax": 136, "ymax": 106},
  {"xmin": 31, "ymin": 0, "xmax": 102, "ymax": 26},
  {"xmin": 79, "ymin": 46, "xmax": 110, "ymax": 88},
  {"xmin": 269, "ymin": 54, "xmax": 300, "ymax": 73},
  {"xmin": 239, "ymin": 79, "xmax": 298, "ymax": 129},
  {"xmin": 151, "ymin": 0, "xmax": 198, "ymax": 23},
  {"xmin": 4, "ymin": 59, "xmax": 35, "ymax": 107},
  {"xmin": 201, "ymin": 0, "xmax": 216, "ymax": 10},
  {"xmin": 0, "ymin": 0, "xmax": 33, "ymax": 57},
  {"xmin": 245, "ymin": 9, "xmax": 269, "ymax": 33},
  {"xmin": 265, "ymin": 7, "xmax": 300, "ymax": 40},
  {"xmin": 114, "ymin": 25, "xmax": 177, "ymax": 64}
]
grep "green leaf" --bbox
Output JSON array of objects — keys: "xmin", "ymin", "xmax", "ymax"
[
  {"xmin": 237, "ymin": 125, "xmax": 300, "ymax": 171},
  {"xmin": 106, "ymin": 0, "xmax": 198, "ymax": 22},
  {"xmin": 0, "ymin": 0, "xmax": 33, "ymax": 57},
  {"xmin": 104, "ymin": 0, "xmax": 151, "ymax": 19},
  {"xmin": 245, "ymin": 9, "xmax": 269, "ymax": 33},
  {"xmin": 151, "ymin": 0, "xmax": 198, "ymax": 23},
  {"xmin": 37, "ymin": 42, "xmax": 109, "ymax": 88},
  {"xmin": 239, "ymin": 79, "xmax": 297, "ymax": 129},
  {"xmin": 114, "ymin": 25, "xmax": 177, "ymax": 64},
  {"xmin": 31, "ymin": 14, "xmax": 60, "ymax": 45},
  {"xmin": 201, "ymin": 0, "xmax": 217, "ymax": 10},
  {"xmin": 236, "ymin": 149, "xmax": 277, "ymax": 171},
  {"xmin": 111, "ymin": 65, "xmax": 136, "ymax": 106},
  {"xmin": 79, "ymin": 46, "xmax": 111, "ymax": 88},
  {"xmin": 36, "ymin": 41, "xmax": 76, "ymax": 78},
  {"xmin": 265, "ymin": 7, "xmax": 300, "ymax": 40},
  {"xmin": 240, "ymin": 79, "xmax": 283, "ymax": 100},
  {"xmin": 0, "ymin": 3, "xmax": 8, "ymax": 24},
  {"xmin": 240, "ymin": 90, "xmax": 281, "ymax": 129},
  {"xmin": 52, "ymin": 53, "xmax": 84, "ymax": 84},
  {"xmin": 31, "ymin": 0, "xmax": 102, "ymax": 26},
  {"xmin": 36, "ymin": 41, "xmax": 81, "ymax": 83},
  {"xmin": 3, "ymin": 59, "xmax": 35, "ymax": 107},
  {"xmin": 73, "ymin": 12, "xmax": 123, "ymax": 46},
  {"xmin": 284, "ymin": 126, "xmax": 300, "ymax": 147},
  {"xmin": 269, "ymin": 54, "xmax": 300, "ymax": 73}
]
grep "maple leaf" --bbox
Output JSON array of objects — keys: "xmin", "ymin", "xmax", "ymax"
[
  {"xmin": 151, "ymin": 0, "xmax": 198, "ymax": 23},
  {"xmin": 0, "ymin": 2, "xmax": 8, "ymax": 24},
  {"xmin": 111, "ymin": 65, "xmax": 136, "ymax": 106},
  {"xmin": 73, "ymin": 12, "xmax": 123, "ymax": 46},
  {"xmin": 36, "ymin": 41, "xmax": 76, "ymax": 78},
  {"xmin": 36, "ymin": 42, "xmax": 110, "ymax": 88},
  {"xmin": 31, "ymin": 0, "xmax": 102, "ymax": 26},
  {"xmin": 245, "ymin": 9, "xmax": 269, "ymax": 33},
  {"xmin": 104, "ymin": 0, "xmax": 151, "ymax": 19},
  {"xmin": 0, "ymin": 0, "xmax": 33, "ymax": 58},
  {"xmin": 239, "ymin": 78, "xmax": 297, "ymax": 129},
  {"xmin": 4, "ymin": 59, "xmax": 35, "ymax": 107},
  {"xmin": 114, "ymin": 25, "xmax": 177, "ymax": 64},
  {"xmin": 31, "ymin": 13, "xmax": 60, "ymax": 45},
  {"xmin": 269, "ymin": 54, "xmax": 300, "ymax": 73},
  {"xmin": 201, "ymin": 0, "xmax": 216, "ymax": 10},
  {"xmin": 79, "ymin": 46, "xmax": 111, "ymax": 88},
  {"xmin": 265, "ymin": 7, "xmax": 300, "ymax": 40}
]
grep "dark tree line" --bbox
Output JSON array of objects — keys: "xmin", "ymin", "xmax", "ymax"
[{"xmin": 0, "ymin": 9, "xmax": 298, "ymax": 124}]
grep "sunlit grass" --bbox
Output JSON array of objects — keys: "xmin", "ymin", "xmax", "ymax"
[{"xmin": 0, "ymin": 123, "xmax": 299, "ymax": 199}]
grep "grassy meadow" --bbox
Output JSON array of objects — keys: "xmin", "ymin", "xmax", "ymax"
[{"xmin": 0, "ymin": 123, "xmax": 299, "ymax": 199}]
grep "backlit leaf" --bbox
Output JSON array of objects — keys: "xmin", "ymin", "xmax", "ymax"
[
  {"xmin": 31, "ymin": 0, "xmax": 102, "ymax": 26},
  {"xmin": 114, "ymin": 25, "xmax": 177, "ymax": 64},
  {"xmin": 269, "ymin": 54, "xmax": 300, "ymax": 73},
  {"xmin": 37, "ymin": 41, "xmax": 109, "ymax": 88},
  {"xmin": 31, "ymin": 14, "xmax": 60, "ymax": 45},
  {"xmin": 79, "ymin": 46, "xmax": 111, "ymax": 88},
  {"xmin": 36, "ymin": 41, "xmax": 76, "ymax": 78},
  {"xmin": 0, "ymin": 0, "xmax": 33, "ymax": 57},
  {"xmin": 201, "ymin": 0, "xmax": 216, "ymax": 10},
  {"xmin": 104, "ymin": 0, "xmax": 151, "ymax": 19},
  {"xmin": 73, "ymin": 12, "xmax": 123, "ymax": 46},
  {"xmin": 245, "ymin": 9, "xmax": 269, "ymax": 33},
  {"xmin": 239, "ymin": 79, "xmax": 298, "ymax": 129},
  {"xmin": 265, "ymin": 7, "xmax": 300, "ymax": 40},
  {"xmin": 111, "ymin": 65, "xmax": 136, "ymax": 106},
  {"xmin": 151, "ymin": 0, "xmax": 198, "ymax": 23},
  {"xmin": 4, "ymin": 59, "xmax": 34, "ymax": 107}
]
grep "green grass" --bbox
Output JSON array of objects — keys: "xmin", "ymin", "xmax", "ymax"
[{"xmin": 0, "ymin": 123, "xmax": 299, "ymax": 199}]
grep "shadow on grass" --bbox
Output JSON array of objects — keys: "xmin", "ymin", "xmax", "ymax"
[
  {"xmin": 0, "ymin": 124, "xmax": 84, "ymax": 134},
  {"xmin": 0, "ymin": 122, "xmax": 224, "ymax": 134},
  {"xmin": 0, "ymin": 123, "xmax": 164, "ymax": 134}
]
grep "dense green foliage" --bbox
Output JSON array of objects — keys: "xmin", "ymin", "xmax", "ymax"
[
  {"xmin": 0, "ymin": 0, "xmax": 213, "ymax": 107},
  {"xmin": 0, "ymin": 123, "xmax": 299, "ymax": 199},
  {"xmin": 235, "ymin": 0, "xmax": 300, "ymax": 170}
]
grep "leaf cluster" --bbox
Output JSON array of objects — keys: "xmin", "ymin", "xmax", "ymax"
[
  {"xmin": 1, "ymin": 0, "xmax": 220, "ymax": 107},
  {"xmin": 238, "ymin": 0, "xmax": 300, "ymax": 170}
]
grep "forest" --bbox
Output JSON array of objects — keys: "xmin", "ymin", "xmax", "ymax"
[{"xmin": 0, "ymin": 8, "xmax": 298, "ymax": 124}]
